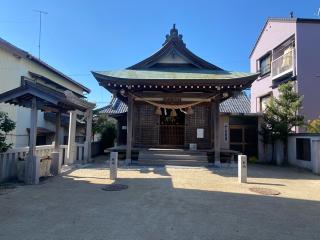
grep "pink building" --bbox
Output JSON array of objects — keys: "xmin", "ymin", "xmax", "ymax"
[{"xmin": 250, "ymin": 18, "xmax": 320, "ymax": 123}]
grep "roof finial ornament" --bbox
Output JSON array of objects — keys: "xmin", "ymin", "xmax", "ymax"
[
  {"xmin": 290, "ymin": 11, "xmax": 294, "ymax": 18},
  {"xmin": 163, "ymin": 24, "xmax": 185, "ymax": 46},
  {"xmin": 170, "ymin": 23, "xmax": 178, "ymax": 36}
]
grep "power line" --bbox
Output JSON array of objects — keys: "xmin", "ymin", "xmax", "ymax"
[{"xmin": 33, "ymin": 10, "xmax": 48, "ymax": 59}]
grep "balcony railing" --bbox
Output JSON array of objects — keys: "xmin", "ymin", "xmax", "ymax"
[{"xmin": 271, "ymin": 49, "xmax": 295, "ymax": 79}]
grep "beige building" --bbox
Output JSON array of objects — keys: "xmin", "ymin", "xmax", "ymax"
[{"xmin": 0, "ymin": 37, "xmax": 90, "ymax": 147}]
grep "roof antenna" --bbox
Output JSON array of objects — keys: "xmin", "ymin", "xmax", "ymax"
[
  {"xmin": 33, "ymin": 9, "xmax": 48, "ymax": 60},
  {"xmin": 290, "ymin": 11, "xmax": 294, "ymax": 18}
]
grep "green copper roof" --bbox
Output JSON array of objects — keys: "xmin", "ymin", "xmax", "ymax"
[
  {"xmin": 92, "ymin": 25, "xmax": 259, "ymax": 88},
  {"xmin": 94, "ymin": 69, "xmax": 257, "ymax": 80}
]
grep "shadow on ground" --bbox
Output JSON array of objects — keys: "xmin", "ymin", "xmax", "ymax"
[
  {"xmin": 0, "ymin": 164, "xmax": 319, "ymax": 240},
  {"xmin": 205, "ymin": 163, "xmax": 320, "ymax": 181}
]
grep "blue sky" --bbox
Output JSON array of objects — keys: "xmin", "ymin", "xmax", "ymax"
[{"xmin": 0, "ymin": 0, "xmax": 319, "ymax": 107}]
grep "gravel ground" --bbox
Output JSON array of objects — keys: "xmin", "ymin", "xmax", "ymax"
[{"xmin": 0, "ymin": 162, "xmax": 320, "ymax": 240}]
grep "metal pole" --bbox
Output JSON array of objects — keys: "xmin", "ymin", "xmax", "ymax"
[{"xmin": 34, "ymin": 10, "xmax": 48, "ymax": 59}]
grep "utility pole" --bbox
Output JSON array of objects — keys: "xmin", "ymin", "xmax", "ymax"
[{"xmin": 34, "ymin": 10, "xmax": 48, "ymax": 59}]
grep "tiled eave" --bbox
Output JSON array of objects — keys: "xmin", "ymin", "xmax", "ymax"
[{"xmin": 93, "ymin": 72, "xmax": 258, "ymax": 94}]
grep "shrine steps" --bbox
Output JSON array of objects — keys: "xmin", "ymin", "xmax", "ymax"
[{"xmin": 135, "ymin": 148, "xmax": 209, "ymax": 167}]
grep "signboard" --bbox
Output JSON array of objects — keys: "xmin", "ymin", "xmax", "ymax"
[
  {"xmin": 121, "ymin": 126, "xmax": 127, "ymax": 130},
  {"xmin": 197, "ymin": 128, "xmax": 204, "ymax": 139}
]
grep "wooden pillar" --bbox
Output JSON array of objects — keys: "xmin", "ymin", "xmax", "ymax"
[
  {"xmin": 84, "ymin": 109, "xmax": 93, "ymax": 163},
  {"xmin": 25, "ymin": 97, "xmax": 39, "ymax": 184},
  {"xmin": 67, "ymin": 111, "xmax": 77, "ymax": 164},
  {"xmin": 51, "ymin": 112, "xmax": 61, "ymax": 175},
  {"xmin": 116, "ymin": 120, "xmax": 121, "ymax": 146},
  {"xmin": 211, "ymin": 102, "xmax": 215, "ymax": 149},
  {"xmin": 213, "ymin": 100, "xmax": 221, "ymax": 165},
  {"xmin": 126, "ymin": 94, "xmax": 133, "ymax": 164}
]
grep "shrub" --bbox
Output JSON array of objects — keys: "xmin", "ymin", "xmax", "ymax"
[{"xmin": 0, "ymin": 111, "xmax": 16, "ymax": 153}]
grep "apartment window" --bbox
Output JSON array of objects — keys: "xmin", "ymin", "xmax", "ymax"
[
  {"xmin": 258, "ymin": 54, "xmax": 271, "ymax": 76},
  {"xmin": 260, "ymin": 94, "xmax": 271, "ymax": 112}
]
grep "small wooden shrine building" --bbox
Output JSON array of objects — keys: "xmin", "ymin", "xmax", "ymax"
[{"xmin": 92, "ymin": 25, "xmax": 258, "ymax": 164}]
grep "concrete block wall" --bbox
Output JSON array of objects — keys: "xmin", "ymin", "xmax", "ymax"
[{"xmin": 287, "ymin": 134, "xmax": 320, "ymax": 174}]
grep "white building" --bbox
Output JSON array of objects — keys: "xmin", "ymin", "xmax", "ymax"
[{"xmin": 0, "ymin": 37, "xmax": 90, "ymax": 147}]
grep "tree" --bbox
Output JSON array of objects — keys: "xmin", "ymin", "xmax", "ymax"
[
  {"xmin": 92, "ymin": 113, "xmax": 117, "ymax": 150},
  {"xmin": 307, "ymin": 118, "xmax": 320, "ymax": 133},
  {"xmin": 92, "ymin": 113, "xmax": 111, "ymax": 137},
  {"xmin": 100, "ymin": 123, "xmax": 117, "ymax": 150},
  {"xmin": 260, "ymin": 81, "xmax": 304, "ymax": 164},
  {"xmin": 0, "ymin": 111, "xmax": 16, "ymax": 153}
]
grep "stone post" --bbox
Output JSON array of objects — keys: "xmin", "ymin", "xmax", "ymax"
[
  {"xmin": 67, "ymin": 111, "xmax": 77, "ymax": 164},
  {"xmin": 51, "ymin": 112, "xmax": 61, "ymax": 175},
  {"xmin": 238, "ymin": 155, "xmax": 247, "ymax": 183},
  {"xmin": 110, "ymin": 151, "xmax": 118, "ymax": 180},
  {"xmin": 25, "ymin": 97, "xmax": 40, "ymax": 184}
]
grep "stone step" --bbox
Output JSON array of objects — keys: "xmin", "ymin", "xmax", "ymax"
[
  {"xmin": 137, "ymin": 149, "xmax": 208, "ymax": 166},
  {"xmin": 139, "ymin": 154, "xmax": 208, "ymax": 161},
  {"xmin": 135, "ymin": 160, "xmax": 209, "ymax": 167},
  {"xmin": 138, "ymin": 158, "xmax": 208, "ymax": 163},
  {"xmin": 143, "ymin": 149, "xmax": 207, "ymax": 155}
]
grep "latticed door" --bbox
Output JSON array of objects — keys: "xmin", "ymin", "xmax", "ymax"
[
  {"xmin": 185, "ymin": 103, "xmax": 211, "ymax": 149},
  {"xmin": 159, "ymin": 109, "xmax": 185, "ymax": 146},
  {"xmin": 133, "ymin": 102, "xmax": 159, "ymax": 146}
]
